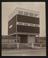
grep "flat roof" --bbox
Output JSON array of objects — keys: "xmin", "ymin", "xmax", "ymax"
[{"xmin": 9, "ymin": 7, "xmax": 39, "ymax": 21}]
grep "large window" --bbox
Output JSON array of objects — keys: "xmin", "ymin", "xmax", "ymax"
[
  {"xmin": 17, "ymin": 25, "xmax": 39, "ymax": 33},
  {"xmin": 17, "ymin": 15, "xmax": 39, "ymax": 24}
]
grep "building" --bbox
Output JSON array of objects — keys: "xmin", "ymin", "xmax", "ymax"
[
  {"xmin": 2, "ymin": 8, "xmax": 41, "ymax": 49},
  {"xmin": 2, "ymin": 35, "xmax": 17, "ymax": 49},
  {"xmin": 8, "ymin": 8, "xmax": 40, "ymax": 49},
  {"xmin": 2, "ymin": 8, "xmax": 46, "ymax": 49}
]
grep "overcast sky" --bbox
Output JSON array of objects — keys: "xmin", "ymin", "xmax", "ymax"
[{"xmin": 2, "ymin": 2, "xmax": 46, "ymax": 37}]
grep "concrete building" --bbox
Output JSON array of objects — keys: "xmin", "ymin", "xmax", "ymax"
[
  {"xmin": 2, "ymin": 7, "xmax": 41, "ymax": 49},
  {"xmin": 8, "ymin": 8, "xmax": 40, "ymax": 49}
]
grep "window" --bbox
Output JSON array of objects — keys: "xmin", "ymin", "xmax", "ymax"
[
  {"xmin": 17, "ymin": 25, "xmax": 39, "ymax": 33},
  {"xmin": 18, "ymin": 11, "xmax": 23, "ymax": 15},
  {"xmin": 29, "ymin": 13, "xmax": 33, "ymax": 16},
  {"xmin": 24, "ymin": 12, "xmax": 28, "ymax": 16}
]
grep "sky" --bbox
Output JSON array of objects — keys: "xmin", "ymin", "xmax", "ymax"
[{"xmin": 2, "ymin": 2, "xmax": 46, "ymax": 37}]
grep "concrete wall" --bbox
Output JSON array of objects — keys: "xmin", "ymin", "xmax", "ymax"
[{"xmin": 28, "ymin": 36, "xmax": 35, "ymax": 43}]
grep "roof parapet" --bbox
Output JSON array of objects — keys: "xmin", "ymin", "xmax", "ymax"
[{"xmin": 9, "ymin": 7, "xmax": 39, "ymax": 21}]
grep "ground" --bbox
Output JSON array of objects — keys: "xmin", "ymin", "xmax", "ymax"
[{"xmin": 2, "ymin": 48, "xmax": 46, "ymax": 56}]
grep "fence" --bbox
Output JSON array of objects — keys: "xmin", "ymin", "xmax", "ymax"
[{"xmin": 2, "ymin": 42, "xmax": 46, "ymax": 49}]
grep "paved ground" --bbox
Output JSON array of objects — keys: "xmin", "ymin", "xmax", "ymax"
[{"xmin": 2, "ymin": 48, "xmax": 46, "ymax": 56}]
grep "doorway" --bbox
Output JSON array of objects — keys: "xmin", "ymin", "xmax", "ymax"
[{"xmin": 18, "ymin": 35, "xmax": 28, "ymax": 43}]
